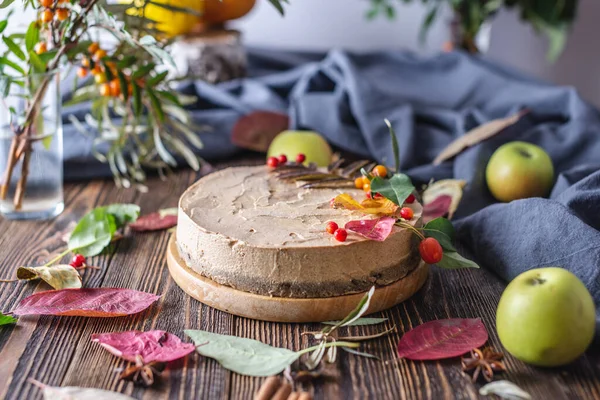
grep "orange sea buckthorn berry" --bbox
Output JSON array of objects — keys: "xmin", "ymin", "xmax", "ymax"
[
  {"xmin": 363, "ymin": 182, "xmax": 371, "ymax": 192},
  {"xmin": 91, "ymin": 64, "xmax": 102, "ymax": 76},
  {"xmin": 34, "ymin": 42, "xmax": 48, "ymax": 54},
  {"xmin": 39, "ymin": 0, "xmax": 52, "ymax": 7},
  {"xmin": 94, "ymin": 73, "xmax": 107, "ymax": 84},
  {"xmin": 99, "ymin": 83, "xmax": 111, "ymax": 97},
  {"xmin": 88, "ymin": 42, "xmax": 99, "ymax": 54},
  {"xmin": 354, "ymin": 176, "xmax": 365, "ymax": 190},
  {"xmin": 76, "ymin": 67, "xmax": 88, "ymax": 78},
  {"xmin": 41, "ymin": 9, "xmax": 54, "ymax": 23},
  {"xmin": 81, "ymin": 57, "xmax": 91, "ymax": 68},
  {"xmin": 56, "ymin": 8, "xmax": 69, "ymax": 21},
  {"xmin": 109, "ymin": 79, "xmax": 121, "ymax": 97},
  {"xmin": 372, "ymin": 165, "xmax": 387, "ymax": 178},
  {"xmin": 93, "ymin": 49, "xmax": 107, "ymax": 61}
]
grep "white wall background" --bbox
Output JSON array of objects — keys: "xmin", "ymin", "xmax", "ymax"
[{"xmin": 232, "ymin": 0, "xmax": 600, "ymax": 108}]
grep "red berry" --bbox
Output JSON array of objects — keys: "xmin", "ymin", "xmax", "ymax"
[
  {"xmin": 267, "ymin": 157, "xmax": 279, "ymax": 168},
  {"xmin": 277, "ymin": 154, "xmax": 288, "ymax": 164},
  {"xmin": 365, "ymin": 192, "xmax": 372, "ymax": 199},
  {"xmin": 374, "ymin": 193, "xmax": 384, "ymax": 199},
  {"xmin": 419, "ymin": 238, "xmax": 443, "ymax": 264},
  {"xmin": 325, "ymin": 221, "xmax": 339, "ymax": 234},
  {"xmin": 405, "ymin": 194, "xmax": 415, "ymax": 204},
  {"xmin": 333, "ymin": 228, "xmax": 347, "ymax": 242},
  {"xmin": 399, "ymin": 207, "xmax": 414, "ymax": 220},
  {"xmin": 296, "ymin": 153, "xmax": 306, "ymax": 163},
  {"xmin": 70, "ymin": 254, "xmax": 86, "ymax": 268}
]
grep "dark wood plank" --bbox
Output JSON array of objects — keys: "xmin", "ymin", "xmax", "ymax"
[{"xmin": 0, "ymin": 158, "xmax": 599, "ymax": 400}]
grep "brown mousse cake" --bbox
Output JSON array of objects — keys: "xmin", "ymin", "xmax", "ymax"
[{"xmin": 176, "ymin": 165, "xmax": 423, "ymax": 298}]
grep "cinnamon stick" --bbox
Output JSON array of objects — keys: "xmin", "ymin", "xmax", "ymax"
[{"xmin": 255, "ymin": 376, "xmax": 281, "ymax": 400}]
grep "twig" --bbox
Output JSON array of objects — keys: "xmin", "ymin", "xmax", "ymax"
[
  {"xmin": 0, "ymin": 137, "xmax": 18, "ymax": 200},
  {"xmin": 14, "ymin": 140, "xmax": 32, "ymax": 210}
]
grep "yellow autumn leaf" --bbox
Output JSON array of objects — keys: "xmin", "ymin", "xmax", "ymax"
[{"xmin": 331, "ymin": 194, "xmax": 399, "ymax": 216}]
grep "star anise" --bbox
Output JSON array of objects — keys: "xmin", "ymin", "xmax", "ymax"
[
  {"xmin": 119, "ymin": 355, "xmax": 166, "ymax": 387},
  {"xmin": 461, "ymin": 347, "xmax": 506, "ymax": 382}
]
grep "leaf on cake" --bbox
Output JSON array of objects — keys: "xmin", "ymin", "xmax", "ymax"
[
  {"xmin": 432, "ymin": 111, "xmax": 527, "ymax": 165},
  {"xmin": 16, "ymin": 265, "xmax": 82, "ymax": 290},
  {"xmin": 331, "ymin": 194, "xmax": 398, "ymax": 216},
  {"xmin": 370, "ymin": 174, "xmax": 415, "ymax": 206},
  {"xmin": 345, "ymin": 217, "xmax": 396, "ymax": 241},
  {"xmin": 422, "ymin": 179, "xmax": 466, "ymax": 222},
  {"xmin": 129, "ymin": 209, "xmax": 177, "ymax": 232},
  {"xmin": 29, "ymin": 378, "xmax": 135, "ymax": 400},
  {"xmin": 185, "ymin": 330, "xmax": 358, "ymax": 377},
  {"xmin": 231, "ymin": 110, "xmax": 289, "ymax": 152},
  {"xmin": 12, "ymin": 288, "xmax": 160, "ymax": 317},
  {"xmin": 92, "ymin": 330, "xmax": 195, "ymax": 363},
  {"xmin": 479, "ymin": 380, "xmax": 532, "ymax": 400},
  {"xmin": 397, "ymin": 318, "xmax": 488, "ymax": 360},
  {"xmin": 0, "ymin": 312, "xmax": 17, "ymax": 326}
]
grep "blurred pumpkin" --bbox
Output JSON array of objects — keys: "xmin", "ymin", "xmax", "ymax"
[
  {"xmin": 203, "ymin": 0, "xmax": 256, "ymax": 23},
  {"xmin": 125, "ymin": 0, "xmax": 204, "ymax": 37}
]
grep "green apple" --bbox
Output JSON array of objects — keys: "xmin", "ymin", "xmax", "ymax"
[
  {"xmin": 486, "ymin": 141, "xmax": 554, "ymax": 202},
  {"xmin": 267, "ymin": 130, "xmax": 332, "ymax": 167},
  {"xmin": 496, "ymin": 267, "xmax": 595, "ymax": 367}
]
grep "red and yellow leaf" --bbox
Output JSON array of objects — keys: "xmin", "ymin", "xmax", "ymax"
[{"xmin": 331, "ymin": 193, "xmax": 399, "ymax": 216}]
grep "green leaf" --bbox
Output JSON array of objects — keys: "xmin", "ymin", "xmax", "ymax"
[
  {"xmin": 323, "ymin": 286, "xmax": 376, "ymax": 334},
  {"xmin": 147, "ymin": 88, "xmax": 164, "ymax": 121},
  {"xmin": 16, "ymin": 265, "xmax": 82, "ymax": 290},
  {"xmin": 146, "ymin": 71, "xmax": 168, "ymax": 87},
  {"xmin": 384, "ymin": 118, "xmax": 400, "ymax": 173},
  {"xmin": 132, "ymin": 63, "xmax": 155, "ymax": 79},
  {"xmin": 424, "ymin": 217, "xmax": 455, "ymax": 241},
  {"xmin": 38, "ymin": 49, "xmax": 57, "ymax": 64},
  {"xmin": 25, "ymin": 22, "xmax": 39, "ymax": 52},
  {"xmin": 185, "ymin": 330, "xmax": 358, "ymax": 377},
  {"xmin": 479, "ymin": 380, "xmax": 532, "ymax": 400},
  {"xmin": 436, "ymin": 251, "xmax": 480, "ymax": 270},
  {"xmin": 116, "ymin": 55, "xmax": 136, "ymax": 69},
  {"xmin": 0, "ymin": 313, "xmax": 16, "ymax": 326},
  {"xmin": 157, "ymin": 90, "xmax": 181, "ymax": 106},
  {"xmin": 117, "ymin": 70, "xmax": 128, "ymax": 101},
  {"xmin": 102, "ymin": 204, "xmax": 140, "ymax": 227},
  {"xmin": 0, "ymin": 56, "xmax": 25, "ymax": 74},
  {"xmin": 267, "ymin": 0, "xmax": 286, "ymax": 15},
  {"xmin": 423, "ymin": 228, "xmax": 455, "ymax": 252},
  {"xmin": 0, "ymin": 0, "xmax": 16, "ymax": 9},
  {"xmin": 3, "ymin": 36, "xmax": 25, "ymax": 61},
  {"xmin": 41, "ymin": 135, "xmax": 52, "ymax": 150},
  {"xmin": 322, "ymin": 317, "xmax": 388, "ymax": 326},
  {"xmin": 370, "ymin": 173, "xmax": 415, "ymax": 206},
  {"xmin": 0, "ymin": 20, "xmax": 8, "ymax": 34},
  {"xmin": 132, "ymin": 82, "xmax": 142, "ymax": 116},
  {"xmin": 102, "ymin": 61, "xmax": 114, "ymax": 81},
  {"xmin": 28, "ymin": 51, "xmax": 46, "ymax": 73},
  {"xmin": 68, "ymin": 208, "xmax": 117, "ymax": 257},
  {"xmin": 420, "ymin": 6, "xmax": 439, "ymax": 44}
]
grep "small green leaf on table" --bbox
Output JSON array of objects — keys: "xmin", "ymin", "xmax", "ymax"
[
  {"xmin": 479, "ymin": 380, "xmax": 532, "ymax": 400},
  {"xmin": 370, "ymin": 173, "xmax": 415, "ymax": 206},
  {"xmin": 0, "ymin": 312, "xmax": 17, "ymax": 326},
  {"xmin": 17, "ymin": 264, "xmax": 81, "ymax": 290}
]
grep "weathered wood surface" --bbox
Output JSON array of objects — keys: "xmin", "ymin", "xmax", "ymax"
[{"xmin": 0, "ymin": 157, "xmax": 599, "ymax": 400}]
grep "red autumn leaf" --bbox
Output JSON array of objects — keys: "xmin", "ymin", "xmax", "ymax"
[
  {"xmin": 129, "ymin": 213, "xmax": 177, "ymax": 232},
  {"xmin": 92, "ymin": 330, "xmax": 195, "ymax": 363},
  {"xmin": 231, "ymin": 111, "xmax": 289, "ymax": 152},
  {"xmin": 422, "ymin": 195, "xmax": 452, "ymax": 222},
  {"xmin": 397, "ymin": 318, "xmax": 488, "ymax": 360},
  {"xmin": 344, "ymin": 217, "xmax": 396, "ymax": 241},
  {"xmin": 12, "ymin": 288, "xmax": 160, "ymax": 317}
]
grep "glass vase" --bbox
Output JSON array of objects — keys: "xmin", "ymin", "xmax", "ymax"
[{"xmin": 0, "ymin": 71, "xmax": 64, "ymax": 220}]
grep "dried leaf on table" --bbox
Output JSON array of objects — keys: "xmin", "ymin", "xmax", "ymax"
[
  {"xmin": 29, "ymin": 378, "xmax": 135, "ymax": 400},
  {"xmin": 129, "ymin": 209, "xmax": 177, "ymax": 232},
  {"xmin": 92, "ymin": 330, "xmax": 195, "ymax": 363},
  {"xmin": 16, "ymin": 265, "xmax": 82, "ymax": 290},
  {"xmin": 12, "ymin": 288, "xmax": 160, "ymax": 317},
  {"xmin": 422, "ymin": 179, "xmax": 466, "ymax": 222},
  {"xmin": 345, "ymin": 217, "xmax": 396, "ymax": 241},
  {"xmin": 231, "ymin": 110, "xmax": 289, "ymax": 152},
  {"xmin": 479, "ymin": 380, "xmax": 532, "ymax": 400},
  {"xmin": 397, "ymin": 318, "xmax": 488, "ymax": 360},
  {"xmin": 433, "ymin": 111, "xmax": 527, "ymax": 165},
  {"xmin": 331, "ymin": 194, "xmax": 398, "ymax": 216},
  {"xmin": 322, "ymin": 317, "xmax": 388, "ymax": 326},
  {"xmin": 0, "ymin": 313, "xmax": 17, "ymax": 326}
]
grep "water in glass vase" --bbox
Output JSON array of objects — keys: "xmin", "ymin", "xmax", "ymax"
[{"xmin": 0, "ymin": 129, "xmax": 64, "ymax": 220}]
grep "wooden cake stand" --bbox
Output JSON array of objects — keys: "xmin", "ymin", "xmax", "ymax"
[{"xmin": 166, "ymin": 234, "xmax": 429, "ymax": 323}]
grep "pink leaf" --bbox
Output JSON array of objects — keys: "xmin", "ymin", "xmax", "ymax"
[
  {"xmin": 12, "ymin": 288, "xmax": 160, "ymax": 317},
  {"xmin": 422, "ymin": 195, "xmax": 453, "ymax": 222},
  {"xmin": 92, "ymin": 330, "xmax": 195, "ymax": 363},
  {"xmin": 129, "ymin": 213, "xmax": 177, "ymax": 232},
  {"xmin": 344, "ymin": 217, "xmax": 396, "ymax": 241},
  {"xmin": 231, "ymin": 111, "xmax": 289, "ymax": 152},
  {"xmin": 397, "ymin": 318, "xmax": 488, "ymax": 360}
]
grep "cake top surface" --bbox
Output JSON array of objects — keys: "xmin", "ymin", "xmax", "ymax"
[{"xmin": 179, "ymin": 166, "xmax": 422, "ymax": 248}]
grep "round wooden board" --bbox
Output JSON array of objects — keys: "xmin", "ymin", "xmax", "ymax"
[{"xmin": 166, "ymin": 234, "xmax": 429, "ymax": 323}]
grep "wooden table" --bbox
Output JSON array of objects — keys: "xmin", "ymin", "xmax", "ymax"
[{"xmin": 1, "ymin": 157, "xmax": 599, "ymax": 400}]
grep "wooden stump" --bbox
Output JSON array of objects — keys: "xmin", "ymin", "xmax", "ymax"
[{"xmin": 172, "ymin": 29, "xmax": 246, "ymax": 83}]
